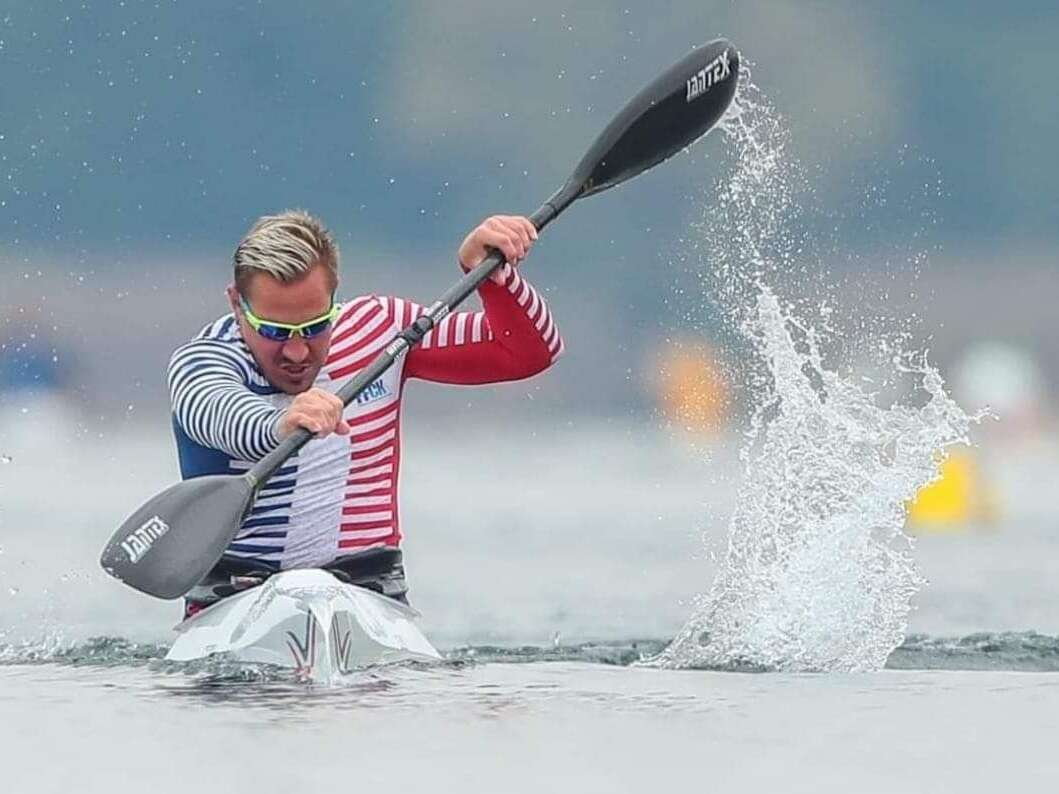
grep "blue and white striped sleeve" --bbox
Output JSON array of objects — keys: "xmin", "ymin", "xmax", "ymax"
[{"xmin": 167, "ymin": 340, "xmax": 284, "ymax": 461}]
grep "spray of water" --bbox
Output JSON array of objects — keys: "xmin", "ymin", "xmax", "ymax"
[{"xmin": 649, "ymin": 71, "xmax": 976, "ymax": 672}]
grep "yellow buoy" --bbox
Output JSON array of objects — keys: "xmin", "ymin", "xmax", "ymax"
[{"xmin": 907, "ymin": 447, "xmax": 998, "ymax": 532}]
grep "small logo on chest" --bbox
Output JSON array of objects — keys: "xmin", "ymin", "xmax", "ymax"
[{"xmin": 355, "ymin": 378, "xmax": 391, "ymax": 406}]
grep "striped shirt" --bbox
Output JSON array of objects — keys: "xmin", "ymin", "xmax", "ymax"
[{"xmin": 168, "ymin": 263, "xmax": 562, "ymax": 570}]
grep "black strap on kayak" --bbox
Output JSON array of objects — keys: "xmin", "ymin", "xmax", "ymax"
[{"xmin": 185, "ymin": 548, "xmax": 409, "ymax": 606}]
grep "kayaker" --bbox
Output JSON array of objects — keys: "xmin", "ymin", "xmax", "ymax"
[{"xmin": 168, "ymin": 210, "xmax": 562, "ymax": 616}]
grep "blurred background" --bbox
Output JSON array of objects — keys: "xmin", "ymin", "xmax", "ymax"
[{"xmin": 0, "ymin": 1, "xmax": 1056, "ymax": 644}]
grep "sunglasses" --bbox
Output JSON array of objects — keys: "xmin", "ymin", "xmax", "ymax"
[{"xmin": 239, "ymin": 294, "xmax": 339, "ymax": 342}]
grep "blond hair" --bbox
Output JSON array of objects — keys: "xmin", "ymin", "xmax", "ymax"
[{"xmin": 233, "ymin": 210, "xmax": 339, "ymax": 294}]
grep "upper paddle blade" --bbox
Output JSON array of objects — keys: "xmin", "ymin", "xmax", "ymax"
[
  {"xmin": 571, "ymin": 39, "xmax": 739, "ymax": 198},
  {"xmin": 100, "ymin": 474, "xmax": 255, "ymax": 599}
]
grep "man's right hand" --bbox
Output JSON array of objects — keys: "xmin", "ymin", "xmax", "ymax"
[{"xmin": 277, "ymin": 388, "xmax": 351, "ymax": 439}]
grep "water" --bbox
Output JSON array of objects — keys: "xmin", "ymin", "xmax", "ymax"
[
  {"xmin": 2, "ymin": 651, "xmax": 1059, "ymax": 792},
  {"xmin": 3, "ymin": 75, "xmax": 1058, "ymax": 790},
  {"xmin": 1, "ymin": 421, "xmax": 1058, "ymax": 791},
  {"xmin": 651, "ymin": 77, "xmax": 977, "ymax": 671}
]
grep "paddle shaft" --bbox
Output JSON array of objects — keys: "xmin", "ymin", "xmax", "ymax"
[{"xmin": 245, "ymin": 184, "xmax": 580, "ymax": 490}]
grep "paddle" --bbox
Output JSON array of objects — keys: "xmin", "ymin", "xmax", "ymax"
[{"xmin": 100, "ymin": 38, "xmax": 740, "ymax": 599}]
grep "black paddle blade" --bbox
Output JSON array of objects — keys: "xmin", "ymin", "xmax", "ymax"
[
  {"xmin": 572, "ymin": 39, "xmax": 739, "ymax": 199},
  {"xmin": 99, "ymin": 474, "xmax": 255, "ymax": 599}
]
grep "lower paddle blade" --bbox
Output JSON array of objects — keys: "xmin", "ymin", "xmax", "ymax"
[
  {"xmin": 100, "ymin": 474, "xmax": 255, "ymax": 600},
  {"xmin": 572, "ymin": 39, "xmax": 739, "ymax": 198}
]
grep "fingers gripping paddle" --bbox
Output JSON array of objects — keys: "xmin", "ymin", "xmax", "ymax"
[{"xmin": 100, "ymin": 39, "xmax": 740, "ymax": 599}]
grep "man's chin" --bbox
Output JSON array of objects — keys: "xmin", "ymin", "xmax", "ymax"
[{"xmin": 273, "ymin": 368, "xmax": 319, "ymax": 394}]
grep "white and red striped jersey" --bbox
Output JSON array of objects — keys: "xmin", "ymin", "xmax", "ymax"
[{"xmin": 168, "ymin": 263, "xmax": 561, "ymax": 571}]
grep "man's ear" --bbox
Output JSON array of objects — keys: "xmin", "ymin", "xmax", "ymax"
[{"xmin": 225, "ymin": 284, "xmax": 241, "ymax": 315}]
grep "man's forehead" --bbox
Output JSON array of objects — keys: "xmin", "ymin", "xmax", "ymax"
[
  {"xmin": 242, "ymin": 263, "xmax": 335, "ymax": 302},
  {"xmin": 241, "ymin": 268, "xmax": 335, "ymax": 322}
]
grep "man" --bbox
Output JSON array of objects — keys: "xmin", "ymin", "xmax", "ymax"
[{"xmin": 168, "ymin": 210, "xmax": 562, "ymax": 615}]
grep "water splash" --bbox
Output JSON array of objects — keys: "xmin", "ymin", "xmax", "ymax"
[{"xmin": 649, "ymin": 71, "xmax": 976, "ymax": 672}]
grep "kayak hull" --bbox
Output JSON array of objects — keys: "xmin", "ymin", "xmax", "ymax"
[{"xmin": 165, "ymin": 569, "xmax": 440, "ymax": 679}]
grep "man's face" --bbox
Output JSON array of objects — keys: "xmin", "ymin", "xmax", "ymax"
[{"xmin": 228, "ymin": 264, "xmax": 335, "ymax": 395}]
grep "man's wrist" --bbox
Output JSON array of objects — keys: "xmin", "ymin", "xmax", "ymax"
[{"xmin": 269, "ymin": 410, "xmax": 288, "ymax": 443}]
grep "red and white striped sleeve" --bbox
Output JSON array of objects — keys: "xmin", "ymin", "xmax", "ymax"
[{"xmin": 385, "ymin": 263, "xmax": 563, "ymax": 385}]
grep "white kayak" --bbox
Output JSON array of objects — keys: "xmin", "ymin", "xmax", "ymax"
[{"xmin": 165, "ymin": 569, "xmax": 441, "ymax": 679}]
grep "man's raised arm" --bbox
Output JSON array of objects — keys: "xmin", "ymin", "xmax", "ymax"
[{"xmin": 398, "ymin": 214, "xmax": 563, "ymax": 384}]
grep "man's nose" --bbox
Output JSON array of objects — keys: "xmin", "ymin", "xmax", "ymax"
[{"xmin": 281, "ymin": 336, "xmax": 310, "ymax": 363}]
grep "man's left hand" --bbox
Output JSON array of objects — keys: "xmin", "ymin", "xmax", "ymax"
[{"xmin": 458, "ymin": 215, "xmax": 538, "ymax": 284}]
